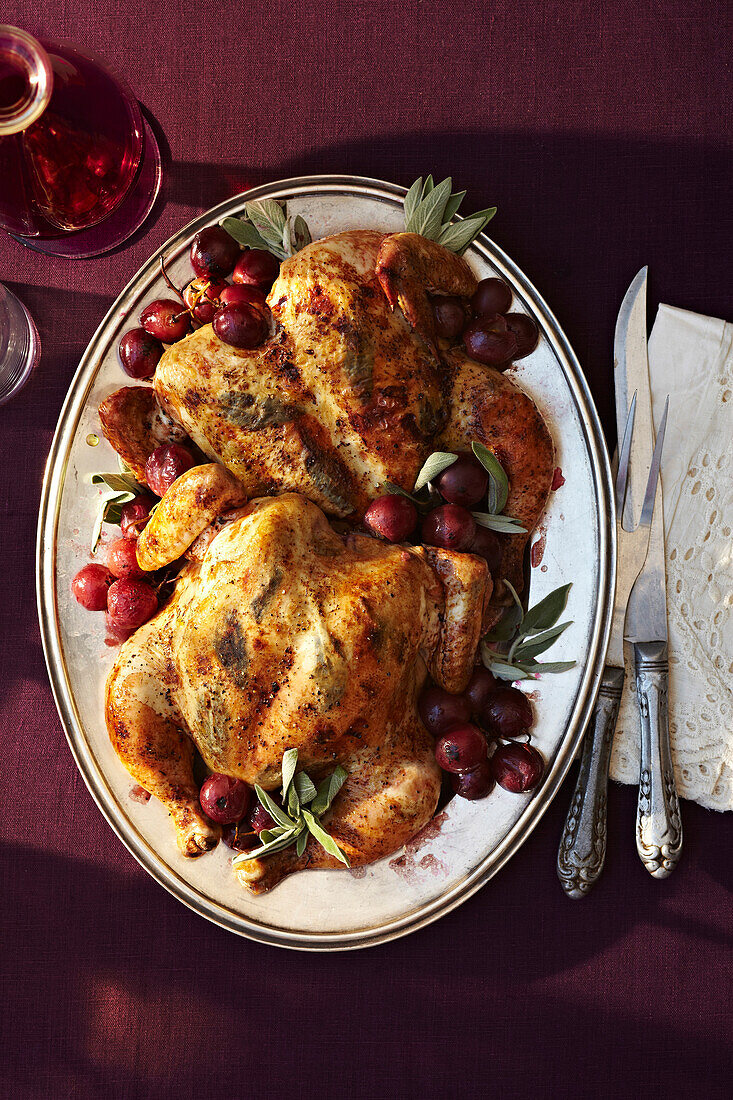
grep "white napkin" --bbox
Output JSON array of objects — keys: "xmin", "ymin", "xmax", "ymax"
[{"xmin": 609, "ymin": 305, "xmax": 733, "ymax": 810}]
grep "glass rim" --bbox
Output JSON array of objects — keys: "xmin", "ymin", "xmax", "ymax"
[{"xmin": 0, "ymin": 25, "xmax": 53, "ymax": 135}]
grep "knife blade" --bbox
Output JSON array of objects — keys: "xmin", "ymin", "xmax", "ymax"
[
  {"xmin": 613, "ymin": 268, "xmax": 667, "ymax": 642},
  {"xmin": 613, "ymin": 268, "xmax": 682, "ymax": 878}
]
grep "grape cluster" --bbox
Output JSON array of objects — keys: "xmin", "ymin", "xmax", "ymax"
[
  {"xmin": 419, "ymin": 667, "xmax": 544, "ymax": 801},
  {"xmin": 117, "ymin": 226, "xmax": 279, "ymax": 381},
  {"xmin": 431, "ymin": 276, "xmax": 539, "ymax": 370},
  {"xmin": 364, "ymin": 451, "xmax": 502, "ymax": 571}
]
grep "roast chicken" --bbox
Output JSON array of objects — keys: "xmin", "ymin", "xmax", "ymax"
[
  {"xmin": 107, "ymin": 464, "xmax": 490, "ymax": 892},
  {"xmin": 100, "ymin": 227, "xmax": 555, "ymax": 891}
]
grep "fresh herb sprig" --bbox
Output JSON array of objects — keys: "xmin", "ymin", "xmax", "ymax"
[
  {"xmin": 383, "ymin": 443, "xmax": 526, "ymax": 532},
  {"xmin": 232, "ymin": 749, "xmax": 350, "ymax": 868},
  {"xmin": 404, "ymin": 176, "xmax": 496, "ymax": 254},
  {"xmin": 220, "ymin": 199, "xmax": 312, "ymax": 261},
  {"xmin": 89, "ymin": 471, "xmax": 140, "ymax": 552},
  {"xmin": 481, "ymin": 581, "xmax": 576, "ymax": 681}
]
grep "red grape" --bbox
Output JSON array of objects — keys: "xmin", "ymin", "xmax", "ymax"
[
  {"xmin": 140, "ymin": 299, "xmax": 191, "ymax": 343},
  {"xmin": 145, "ymin": 443, "xmax": 195, "ymax": 497},
  {"xmin": 199, "ymin": 774, "xmax": 252, "ymax": 824},
  {"xmin": 463, "ymin": 314, "xmax": 518, "ymax": 368},
  {"xmin": 418, "ymin": 686, "xmax": 471, "ymax": 736},
  {"xmin": 364, "ymin": 495, "xmax": 417, "ymax": 542},
  {"xmin": 104, "ymin": 613, "xmax": 135, "ymax": 646},
  {"xmin": 118, "ymin": 327, "xmax": 162, "ymax": 380},
  {"xmin": 433, "ymin": 296, "xmax": 466, "ymax": 339},
  {"xmin": 183, "ymin": 277, "xmax": 228, "ymax": 324},
  {"xmin": 465, "ymin": 667, "xmax": 500, "ymax": 719},
  {"xmin": 106, "ymin": 538, "xmax": 145, "ymax": 580},
  {"xmin": 471, "ymin": 277, "xmax": 512, "ymax": 317},
  {"xmin": 219, "ymin": 283, "xmax": 268, "ymax": 313},
  {"xmin": 435, "ymin": 723, "xmax": 487, "ymax": 773},
  {"xmin": 468, "ymin": 525, "xmax": 503, "ymax": 573},
  {"xmin": 421, "ymin": 504, "xmax": 476, "ymax": 551},
  {"xmin": 212, "ymin": 303, "xmax": 268, "ymax": 349},
  {"xmin": 249, "ymin": 801, "xmax": 277, "ymax": 834},
  {"xmin": 435, "ymin": 453, "xmax": 488, "ymax": 507},
  {"xmin": 503, "ymin": 313, "xmax": 539, "ymax": 358},
  {"xmin": 190, "ymin": 226, "xmax": 240, "ymax": 279},
  {"xmin": 221, "ymin": 821, "xmax": 259, "ymax": 852},
  {"xmin": 120, "ymin": 495, "xmax": 155, "ymax": 540},
  {"xmin": 480, "ymin": 686, "xmax": 533, "ymax": 739},
  {"xmin": 490, "ymin": 742, "xmax": 544, "ymax": 792},
  {"xmin": 232, "ymin": 248, "xmax": 280, "ymax": 289},
  {"xmin": 72, "ymin": 563, "xmax": 113, "ymax": 611},
  {"xmin": 450, "ymin": 760, "xmax": 495, "ymax": 800},
  {"xmin": 106, "ymin": 579, "xmax": 158, "ymax": 631}
]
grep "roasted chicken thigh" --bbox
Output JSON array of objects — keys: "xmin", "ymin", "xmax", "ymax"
[{"xmin": 107, "ymin": 465, "xmax": 491, "ymax": 893}]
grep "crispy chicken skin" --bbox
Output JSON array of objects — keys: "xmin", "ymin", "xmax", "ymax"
[
  {"xmin": 107, "ymin": 465, "xmax": 491, "ymax": 892},
  {"xmin": 152, "ymin": 231, "xmax": 476, "ymax": 516}
]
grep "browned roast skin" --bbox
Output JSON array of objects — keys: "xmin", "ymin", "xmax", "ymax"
[
  {"xmin": 105, "ymin": 470, "xmax": 492, "ymax": 892},
  {"xmin": 98, "ymin": 386, "xmax": 185, "ymax": 481},
  {"xmin": 152, "ymin": 231, "xmax": 478, "ymax": 516},
  {"xmin": 438, "ymin": 349, "xmax": 555, "ymax": 611}
]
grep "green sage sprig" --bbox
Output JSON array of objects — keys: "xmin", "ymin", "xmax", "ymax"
[
  {"xmin": 221, "ymin": 199, "xmax": 312, "ymax": 262},
  {"xmin": 404, "ymin": 176, "xmax": 496, "ymax": 254},
  {"xmin": 232, "ymin": 749, "xmax": 350, "ymax": 868},
  {"xmin": 89, "ymin": 471, "xmax": 140, "ymax": 552},
  {"xmin": 481, "ymin": 581, "xmax": 576, "ymax": 681}
]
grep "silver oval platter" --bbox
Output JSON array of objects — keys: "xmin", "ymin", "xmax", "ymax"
[{"xmin": 37, "ymin": 175, "xmax": 614, "ymax": 950}]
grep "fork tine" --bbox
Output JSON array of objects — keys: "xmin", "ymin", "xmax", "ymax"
[
  {"xmin": 615, "ymin": 391, "xmax": 637, "ymax": 515},
  {"xmin": 638, "ymin": 395, "xmax": 670, "ymax": 528}
]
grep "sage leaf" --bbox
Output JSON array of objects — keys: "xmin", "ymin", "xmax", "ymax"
[
  {"xmin": 422, "ymin": 174, "xmax": 435, "ymax": 197},
  {"xmin": 293, "ymin": 771, "xmax": 317, "ymax": 805},
  {"xmin": 486, "ymin": 659, "xmax": 534, "ymax": 681},
  {"xmin": 472, "ymin": 512, "xmax": 527, "ymax": 534},
  {"xmin": 220, "ymin": 217, "xmax": 269, "ymax": 251},
  {"xmin": 311, "ymin": 766, "xmax": 348, "ymax": 817},
  {"xmin": 90, "ymin": 490, "xmax": 136, "ymax": 552},
  {"xmin": 280, "ymin": 748, "xmax": 298, "ymax": 802},
  {"xmin": 437, "ymin": 215, "xmax": 492, "ymax": 255},
  {"xmin": 518, "ymin": 583, "xmax": 572, "ymax": 638},
  {"xmin": 292, "ymin": 214, "xmax": 311, "ymax": 250},
  {"xmin": 301, "ymin": 809, "xmax": 350, "ymax": 866},
  {"xmin": 232, "ymin": 830, "xmax": 297, "ymax": 863},
  {"xmin": 296, "ymin": 830, "xmax": 308, "ymax": 857},
  {"xmin": 471, "ymin": 442, "xmax": 509, "ymax": 513},
  {"xmin": 260, "ymin": 827, "xmax": 289, "ymax": 843},
  {"xmin": 382, "ymin": 481, "xmax": 430, "ymax": 509},
  {"xmin": 414, "ymin": 451, "xmax": 458, "ymax": 491},
  {"xmin": 254, "ymin": 785, "xmax": 297, "ymax": 830},
  {"xmin": 515, "ymin": 621, "xmax": 573, "ymax": 660},
  {"xmin": 442, "ymin": 190, "xmax": 466, "ymax": 223},
  {"xmin": 410, "ymin": 177, "xmax": 453, "ymax": 240},
  {"xmin": 525, "ymin": 660, "xmax": 577, "ymax": 675},
  {"xmin": 403, "ymin": 177, "xmax": 424, "ymax": 225},
  {"xmin": 90, "ymin": 471, "xmax": 140, "ymax": 495},
  {"xmin": 244, "ymin": 199, "xmax": 286, "ymax": 243}
]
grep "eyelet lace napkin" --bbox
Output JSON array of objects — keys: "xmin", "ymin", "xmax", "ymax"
[{"xmin": 610, "ymin": 304, "xmax": 733, "ymax": 810}]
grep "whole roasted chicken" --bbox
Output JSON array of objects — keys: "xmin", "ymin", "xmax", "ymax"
[{"xmin": 107, "ymin": 464, "xmax": 490, "ymax": 893}]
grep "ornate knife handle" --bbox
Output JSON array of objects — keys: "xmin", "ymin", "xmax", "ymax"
[
  {"xmin": 557, "ymin": 666, "xmax": 624, "ymax": 899},
  {"xmin": 634, "ymin": 640, "xmax": 682, "ymax": 878}
]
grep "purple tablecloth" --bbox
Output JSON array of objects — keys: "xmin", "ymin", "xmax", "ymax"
[{"xmin": 2, "ymin": 3, "xmax": 731, "ymax": 1096}]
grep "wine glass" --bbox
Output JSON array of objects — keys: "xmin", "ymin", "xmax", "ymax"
[
  {"xmin": 0, "ymin": 26, "xmax": 161, "ymax": 257},
  {"xmin": 0, "ymin": 282, "xmax": 40, "ymax": 404}
]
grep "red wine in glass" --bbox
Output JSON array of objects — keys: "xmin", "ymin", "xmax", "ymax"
[{"xmin": 0, "ymin": 26, "xmax": 160, "ymax": 252}]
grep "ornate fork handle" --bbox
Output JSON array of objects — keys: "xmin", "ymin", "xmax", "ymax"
[
  {"xmin": 557, "ymin": 666, "xmax": 624, "ymax": 899},
  {"xmin": 634, "ymin": 640, "xmax": 682, "ymax": 878}
]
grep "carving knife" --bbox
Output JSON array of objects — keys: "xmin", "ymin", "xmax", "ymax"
[{"xmin": 614, "ymin": 268, "xmax": 682, "ymax": 877}]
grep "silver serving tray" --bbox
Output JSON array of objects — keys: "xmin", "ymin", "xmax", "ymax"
[{"xmin": 37, "ymin": 176, "xmax": 614, "ymax": 950}]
